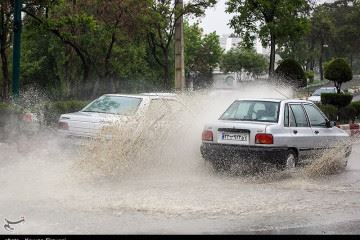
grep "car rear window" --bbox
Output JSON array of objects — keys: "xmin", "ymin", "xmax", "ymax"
[
  {"xmin": 82, "ymin": 96, "xmax": 142, "ymax": 115},
  {"xmin": 220, "ymin": 100, "xmax": 280, "ymax": 123}
]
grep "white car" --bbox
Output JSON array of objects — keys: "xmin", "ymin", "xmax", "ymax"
[
  {"xmin": 200, "ymin": 98, "xmax": 352, "ymax": 171},
  {"xmin": 307, "ymin": 87, "xmax": 338, "ymax": 103},
  {"xmin": 57, "ymin": 93, "xmax": 179, "ymax": 140}
]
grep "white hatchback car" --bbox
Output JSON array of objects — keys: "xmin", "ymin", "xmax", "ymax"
[
  {"xmin": 201, "ymin": 98, "xmax": 352, "ymax": 171},
  {"xmin": 57, "ymin": 93, "xmax": 179, "ymax": 140}
]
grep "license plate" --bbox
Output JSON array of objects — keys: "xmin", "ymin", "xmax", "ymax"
[{"xmin": 218, "ymin": 132, "xmax": 249, "ymax": 144}]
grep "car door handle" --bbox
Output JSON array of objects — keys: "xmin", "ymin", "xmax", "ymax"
[
  {"xmin": 293, "ymin": 130, "xmax": 298, "ymax": 134},
  {"xmin": 314, "ymin": 130, "xmax": 319, "ymax": 134}
]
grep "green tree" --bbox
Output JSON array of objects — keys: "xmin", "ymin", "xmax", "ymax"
[
  {"xmin": 325, "ymin": 58, "xmax": 353, "ymax": 93},
  {"xmin": 226, "ymin": 0, "xmax": 312, "ymax": 77},
  {"xmin": 220, "ymin": 47, "xmax": 267, "ymax": 80},
  {"xmin": 184, "ymin": 22, "xmax": 223, "ymax": 89},
  {"xmin": 326, "ymin": 0, "xmax": 360, "ymax": 68},
  {"xmin": 146, "ymin": 0, "xmax": 217, "ymax": 89},
  {"xmin": 310, "ymin": 5, "xmax": 334, "ymax": 81},
  {"xmin": 22, "ymin": 0, "xmax": 153, "ymax": 98},
  {"xmin": 0, "ymin": 0, "xmax": 12, "ymax": 101}
]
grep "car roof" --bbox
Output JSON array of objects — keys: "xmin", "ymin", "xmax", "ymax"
[
  {"xmin": 317, "ymin": 87, "xmax": 336, "ymax": 90},
  {"xmin": 140, "ymin": 92, "xmax": 177, "ymax": 99},
  {"xmin": 235, "ymin": 98, "xmax": 284, "ymax": 102},
  {"xmin": 234, "ymin": 98, "xmax": 315, "ymax": 104},
  {"xmin": 102, "ymin": 94, "xmax": 148, "ymax": 99},
  {"xmin": 102, "ymin": 93, "xmax": 177, "ymax": 100}
]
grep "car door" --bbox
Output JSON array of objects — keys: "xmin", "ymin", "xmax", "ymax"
[
  {"xmin": 302, "ymin": 103, "xmax": 337, "ymax": 150},
  {"xmin": 287, "ymin": 103, "xmax": 314, "ymax": 160}
]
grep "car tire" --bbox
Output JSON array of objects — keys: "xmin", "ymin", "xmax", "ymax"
[
  {"xmin": 283, "ymin": 150, "xmax": 297, "ymax": 171},
  {"xmin": 343, "ymin": 159, "xmax": 348, "ymax": 169}
]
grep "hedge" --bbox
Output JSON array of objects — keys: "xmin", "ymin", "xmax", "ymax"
[
  {"xmin": 338, "ymin": 105, "xmax": 357, "ymax": 122},
  {"xmin": 44, "ymin": 100, "xmax": 89, "ymax": 125},
  {"xmin": 321, "ymin": 93, "xmax": 353, "ymax": 108},
  {"xmin": 0, "ymin": 103, "xmax": 22, "ymax": 123},
  {"xmin": 319, "ymin": 104, "xmax": 338, "ymax": 121},
  {"xmin": 350, "ymin": 101, "xmax": 360, "ymax": 118},
  {"xmin": 275, "ymin": 59, "xmax": 307, "ymax": 88}
]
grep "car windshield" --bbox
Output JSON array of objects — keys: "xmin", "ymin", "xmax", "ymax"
[
  {"xmin": 220, "ymin": 100, "xmax": 280, "ymax": 123},
  {"xmin": 82, "ymin": 96, "xmax": 142, "ymax": 115},
  {"xmin": 312, "ymin": 88, "xmax": 336, "ymax": 96}
]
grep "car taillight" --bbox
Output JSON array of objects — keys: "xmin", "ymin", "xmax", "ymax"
[
  {"xmin": 22, "ymin": 113, "xmax": 33, "ymax": 122},
  {"xmin": 255, "ymin": 133, "xmax": 273, "ymax": 144},
  {"xmin": 58, "ymin": 121, "xmax": 69, "ymax": 130},
  {"xmin": 202, "ymin": 130, "xmax": 213, "ymax": 141}
]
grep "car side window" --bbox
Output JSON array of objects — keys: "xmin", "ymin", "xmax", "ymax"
[
  {"xmin": 303, "ymin": 104, "xmax": 327, "ymax": 128},
  {"xmin": 284, "ymin": 104, "xmax": 289, "ymax": 127},
  {"xmin": 289, "ymin": 107, "xmax": 296, "ymax": 127},
  {"xmin": 289, "ymin": 104, "xmax": 309, "ymax": 127}
]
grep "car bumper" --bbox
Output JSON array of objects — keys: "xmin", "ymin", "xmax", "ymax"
[
  {"xmin": 200, "ymin": 143, "xmax": 289, "ymax": 165},
  {"xmin": 57, "ymin": 130, "xmax": 112, "ymax": 146}
]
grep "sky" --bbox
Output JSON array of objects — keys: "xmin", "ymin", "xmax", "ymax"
[{"xmin": 194, "ymin": 0, "xmax": 333, "ymax": 35}]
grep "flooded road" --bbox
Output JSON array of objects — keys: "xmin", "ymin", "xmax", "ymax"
[{"xmin": 1, "ymin": 85, "xmax": 360, "ymax": 234}]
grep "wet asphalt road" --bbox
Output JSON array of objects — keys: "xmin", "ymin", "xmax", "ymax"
[{"xmin": 0, "ymin": 139, "xmax": 359, "ymax": 235}]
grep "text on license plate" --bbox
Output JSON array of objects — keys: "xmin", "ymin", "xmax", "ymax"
[{"xmin": 222, "ymin": 133, "xmax": 248, "ymax": 141}]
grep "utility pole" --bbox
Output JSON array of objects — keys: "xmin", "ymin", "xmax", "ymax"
[
  {"xmin": 12, "ymin": 0, "xmax": 22, "ymax": 97},
  {"xmin": 174, "ymin": 0, "xmax": 185, "ymax": 91}
]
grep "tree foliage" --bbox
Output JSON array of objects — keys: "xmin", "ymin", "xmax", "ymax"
[
  {"xmin": 277, "ymin": 0, "xmax": 360, "ymax": 79},
  {"xmin": 184, "ymin": 22, "xmax": 223, "ymax": 89},
  {"xmin": 146, "ymin": 0, "xmax": 217, "ymax": 89},
  {"xmin": 226, "ymin": 0, "xmax": 312, "ymax": 76},
  {"xmin": 220, "ymin": 47, "xmax": 267, "ymax": 80},
  {"xmin": 325, "ymin": 58, "xmax": 353, "ymax": 93}
]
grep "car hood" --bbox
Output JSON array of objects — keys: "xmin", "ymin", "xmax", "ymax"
[{"xmin": 308, "ymin": 95, "xmax": 321, "ymax": 102}]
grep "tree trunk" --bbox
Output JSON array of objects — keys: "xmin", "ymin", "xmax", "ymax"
[
  {"xmin": 319, "ymin": 42, "xmax": 324, "ymax": 81},
  {"xmin": 0, "ymin": 4, "xmax": 10, "ymax": 102},
  {"xmin": 163, "ymin": 48, "xmax": 170, "ymax": 90},
  {"xmin": 269, "ymin": 34, "xmax": 276, "ymax": 77},
  {"xmin": 335, "ymin": 81, "xmax": 341, "ymax": 94},
  {"xmin": 1, "ymin": 43, "xmax": 9, "ymax": 102}
]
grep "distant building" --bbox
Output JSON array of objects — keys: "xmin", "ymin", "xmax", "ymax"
[{"xmin": 218, "ymin": 34, "xmax": 266, "ymax": 55}]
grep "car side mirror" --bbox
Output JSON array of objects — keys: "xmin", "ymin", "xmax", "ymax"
[{"xmin": 326, "ymin": 120, "xmax": 335, "ymax": 128}]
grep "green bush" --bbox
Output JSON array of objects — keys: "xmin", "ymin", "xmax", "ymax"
[
  {"xmin": 350, "ymin": 101, "xmax": 360, "ymax": 118},
  {"xmin": 275, "ymin": 59, "xmax": 307, "ymax": 88},
  {"xmin": 319, "ymin": 104, "xmax": 338, "ymax": 121},
  {"xmin": 324, "ymin": 58, "xmax": 353, "ymax": 93},
  {"xmin": 321, "ymin": 93, "xmax": 353, "ymax": 108},
  {"xmin": 338, "ymin": 105, "xmax": 357, "ymax": 123},
  {"xmin": 44, "ymin": 100, "xmax": 89, "ymax": 125},
  {"xmin": 0, "ymin": 103, "xmax": 22, "ymax": 122}
]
